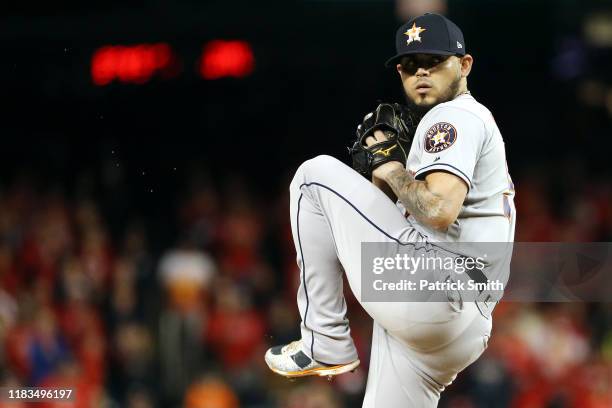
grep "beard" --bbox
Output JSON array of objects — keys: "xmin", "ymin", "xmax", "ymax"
[{"xmin": 404, "ymin": 76, "xmax": 462, "ymax": 117}]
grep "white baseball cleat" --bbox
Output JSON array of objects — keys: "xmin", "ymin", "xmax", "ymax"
[{"xmin": 264, "ymin": 340, "xmax": 360, "ymax": 378}]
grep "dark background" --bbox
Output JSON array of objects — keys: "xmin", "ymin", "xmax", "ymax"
[{"xmin": 2, "ymin": 0, "xmax": 611, "ymax": 243}]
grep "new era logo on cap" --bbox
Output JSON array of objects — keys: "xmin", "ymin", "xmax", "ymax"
[{"xmin": 385, "ymin": 13, "xmax": 466, "ymax": 67}]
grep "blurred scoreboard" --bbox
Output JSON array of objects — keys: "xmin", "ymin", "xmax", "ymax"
[{"xmin": 91, "ymin": 40, "xmax": 255, "ymax": 85}]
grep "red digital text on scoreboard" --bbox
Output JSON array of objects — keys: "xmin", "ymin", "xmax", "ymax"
[
  {"xmin": 91, "ymin": 40, "xmax": 254, "ymax": 85},
  {"xmin": 198, "ymin": 40, "xmax": 255, "ymax": 80}
]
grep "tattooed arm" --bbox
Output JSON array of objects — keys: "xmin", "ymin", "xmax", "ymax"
[
  {"xmin": 368, "ymin": 131, "xmax": 467, "ymax": 230},
  {"xmin": 382, "ymin": 165, "xmax": 467, "ymax": 229}
]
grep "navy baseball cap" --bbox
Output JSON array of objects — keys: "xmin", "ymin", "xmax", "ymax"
[{"xmin": 385, "ymin": 13, "xmax": 466, "ymax": 67}]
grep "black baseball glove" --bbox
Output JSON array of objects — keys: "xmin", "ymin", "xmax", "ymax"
[{"xmin": 348, "ymin": 103, "xmax": 418, "ymax": 178}]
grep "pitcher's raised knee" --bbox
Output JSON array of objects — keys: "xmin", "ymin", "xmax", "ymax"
[{"xmin": 291, "ymin": 155, "xmax": 346, "ymax": 189}]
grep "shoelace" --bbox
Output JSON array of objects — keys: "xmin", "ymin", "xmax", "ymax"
[{"xmin": 284, "ymin": 340, "xmax": 302, "ymax": 354}]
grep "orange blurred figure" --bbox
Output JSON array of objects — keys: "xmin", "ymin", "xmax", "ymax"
[{"xmin": 184, "ymin": 375, "xmax": 239, "ymax": 408}]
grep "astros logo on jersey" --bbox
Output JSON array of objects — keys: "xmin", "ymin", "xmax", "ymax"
[
  {"xmin": 424, "ymin": 122, "xmax": 457, "ymax": 153},
  {"xmin": 404, "ymin": 23, "xmax": 426, "ymax": 45}
]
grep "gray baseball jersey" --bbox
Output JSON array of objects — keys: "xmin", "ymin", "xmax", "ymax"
[{"xmin": 405, "ymin": 93, "xmax": 516, "ymax": 243}]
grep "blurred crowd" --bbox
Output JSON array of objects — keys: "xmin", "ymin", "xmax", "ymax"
[{"xmin": 0, "ymin": 170, "xmax": 610, "ymax": 408}]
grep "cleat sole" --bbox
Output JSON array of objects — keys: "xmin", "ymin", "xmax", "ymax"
[{"xmin": 267, "ymin": 359, "xmax": 360, "ymax": 378}]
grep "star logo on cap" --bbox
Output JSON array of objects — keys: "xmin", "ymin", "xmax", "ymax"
[{"xmin": 404, "ymin": 23, "xmax": 426, "ymax": 45}]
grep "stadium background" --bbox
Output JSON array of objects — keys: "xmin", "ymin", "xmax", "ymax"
[{"xmin": 1, "ymin": 0, "xmax": 611, "ymax": 407}]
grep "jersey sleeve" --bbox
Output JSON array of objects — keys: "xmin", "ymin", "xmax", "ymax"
[{"xmin": 413, "ymin": 106, "xmax": 486, "ymax": 189}]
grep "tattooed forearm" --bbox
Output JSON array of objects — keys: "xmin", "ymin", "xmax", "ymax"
[
  {"xmin": 384, "ymin": 167, "xmax": 450, "ymax": 229},
  {"xmin": 372, "ymin": 176, "xmax": 398, "ymax": 202}
]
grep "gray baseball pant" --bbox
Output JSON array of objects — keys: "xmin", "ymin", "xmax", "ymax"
[{"xmin": 290, "ymin": 155, "xmax": 492, "ymax": 407}]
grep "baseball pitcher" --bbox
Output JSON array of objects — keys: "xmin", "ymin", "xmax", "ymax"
[{"xmin": 265, "ymin": 13, "xmax": 515, "ymax": 407}]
